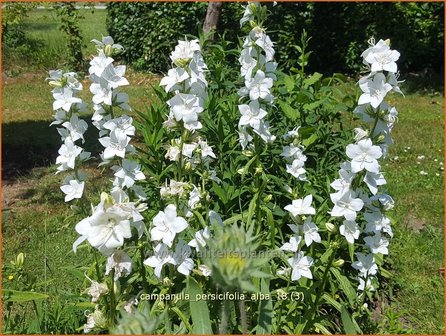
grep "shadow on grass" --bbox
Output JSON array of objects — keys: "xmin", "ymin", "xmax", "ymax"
[{"xmin": 2, "ymin": 117, "xmax": 102, "ymax": 181}]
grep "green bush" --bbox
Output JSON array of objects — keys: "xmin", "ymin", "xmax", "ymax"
[{"xmin": 106, "ymin": 2, "xmax": 443, "ymax": 76}]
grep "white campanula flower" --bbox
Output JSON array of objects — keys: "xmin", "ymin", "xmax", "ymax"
[
  {"xmin": 346, "ymin": 138, "xmax": 382, "ymax": 174},
  {"xmin": 167, "ymin": 93, "xmax": 204, "ymax": 130},
  {"xmin": 240, "ymin": 2, "xmax": 258, "ymax": 27},
  {"xmin": 330, "ymin": 190, "xmax": 364, "ymax": 221},
  {"xmin": 363, "ymin": 171, "xmax": 386, "ymax": 195},
  {"xmin": 331, "ymin": 165, "xmax": 354, "ymax": 194},
  {"xmin": 90, "ymin": 78, "xmax": 113, "ymax": 105},
  {"xmin": 182, "ymin": 142, "xmax": 198, "ymax": 159},
  {"xmin": 170, "ymin": 39, "xmax": 201, "ymax": 64},
  {"xmin": 86, "ymin": 276, "xmax": 108, "ymax": 303},
  {"xmin": 52, "ymin": 88, "xmax": 82, "ymax": 112},
  {"xmin": 358, "ymin": 73, "xmax": 393, "ymax": 108},
  {"xmin": 354, "ymin": 127, "xmax": 369, "ymax": 142},
  {"xmin": 60, "ymin": 179, "xmax": 85, "ymax": 202},
  {"xmin": 103, "ymin": 115, "xmax": 136, "ymax": 137},
  {"xmin": 284, "ymin": 195, "xmax": 316, "ymax": 217},
  {"xmin": 339, "ymin": 219, "xmax": 360, "ymax": 244},
  {"xmin": 165, "ymin": 145, "xmax": 181, "ymax": 161},
  {"xmin": 56, "ymin": 137, "xmax": 83, "ymax": 170},
  {"xmin": 245, "ymin": 69, "xmax": 273, "ymax": 101},
  {"xmin": 371, "ymin": 193, "xmax": 395, "ymax": 210},
  {"xmin": 160, "ymin": 180, "xmax": 187, "ymax": 198},
  {"xmin": 73, "ymin": 195, "xmax": 134, "ymax": 255},
  {"xmin": 143, "ymin": 243, "xmax": 176, "ymax": 279},
  {"xmin": 113, "ymin": 91, "xmax": 131, "ymax": 111},
  {"xmin": 59, "ymin": 114, "xmax": 88, "ymax": 143},
  {"xmin": 281, "ymin": 144, "xmax": 306, "ymax": 160},
  {"xmin": 364, "ymin": 211, "xmax": 393, "ymax": 237},
  {"xmin": 286, "ymin": 159, "xmax": 307, "ymax": 180},
  {"xmin": 361, "ymin": 39, "xmax": 400, "ymax": 73},
  {"xmin": 189, "ymin": 227, "xmax": 210, "ymax": 251},
  {"xmin": 188, "ymin": 186, "xmax": 201, "ymax": 210},
  {"xmin": 238, "ymin": 126, "xmax": 253, "ymax": 150},
  {"xmin": 98, "ymin": 64, "xmax": 129, "ymax": 89},
  {"xmin": 255, "ymin": 33, "xmax": 275, "ymax": 62},
  {"xmin": 253, "ymin": 119, "xmax": 276, "ymax": 142},
  {"xmin": 198, "ymin": 139, "xmax": 216, "ymax": 160},
  {"xmin": 358, "ymin": 276, "xmax": 375, "ymax": 292},
  {"xmin": 91, "ymin": 36, "xmax": 123, "ymax": 53},
  {"xmin": 302, "ymin": 216, "xmax": 321, "ymax": 246},
  {"xmin": 174, "ymin": 239, "xmax": 194, "ymax": 276},
  {"xmin": 238, "ymin": 99, "xmax": 268, "ymax": 130},
  {"xmin": 89, "ymin": 50, "xmax": 114, "ymax": 77},
  {"xmin": 352, "ymin": 252, "xmax": 378, "ymax": 277},
  {"xmin": 239, "ymin": 48, "xmax": 257, "ymax": 80},
  {"xmin": 99, "ymin": 129, "xmax": 132, "ymax": 159},
  {"xmin": 160, "ymin": 67, "xmax": 190, "ymax": 93},
  {"xmin": 280, "ymin": 235, "xmax": 301, "ymax": 252},
  {"xmin": 150, "ymin": 204, "xmax": 188, "ymax": 247},
  {"xmin": 112, "ymin": 159, "xmax": 145, "ymax": 189},
  {"xmin": 209, "ymin": 210, "xmax": 224, "ymax": 227},
  {"xmin": 105, "ymin": 250, "xmax": 132, "ymax": 280},
  {"xmin": 288, "ymin": 251, "xmax": 313, "ymax": 281},
  {"xmin": 364, "ymin": 232, "xmax": 389, "ymax": 255}
]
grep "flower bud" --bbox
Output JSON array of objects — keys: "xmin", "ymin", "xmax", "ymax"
[
  {"xmin": 104, "ymin": 44, "xmax": 113, "ymax": 57},
  {"xmin": 242, "ymin": 150, "xmax": 254, "ymax": 157},
  {"xmin": 325, "ymin": 222, "xmax": 336, "ymax": 233},
  {"xmin": 284, "ymin": 184, "xmax": 293, "ymax": 194},
  {"xmin": 184, "ymin": 162, "xmax": 193, "ymax": 171},
  {"xmin": 255, "ymin": 166, "xmax": 263, "ymax": 174},
  {"xmin": 48, "ymin": 80, "xmax": 62, "ymax": 88},
  {"xmin": 237, "ymin": 168, "xmax": 246, "ymax": 175},
  {"xmin": 264, "ymin": 194, "xmax": 272, "ymax": 203},
  {"xmin": 16, "ymin": 253, "xmax": 25, "ymax": 268},
  {"xmin": 385, "ymin": 39, "xmax": 391, "ymax": 46},
  {"xmin": 376, "ymin": 134, "xmax": 386, "ymax": 143},
  {"xmin": 333, "ymin": 259, "xmax": 345, "ymax": 267},
  {"xmin": 163, "ymin": 277, "xmax": 173, "ymax": 287}
]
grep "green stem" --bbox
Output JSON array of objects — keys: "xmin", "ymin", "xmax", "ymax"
[
  {"xmin": 109, "ymin": 269, "xmax": 116, "ymax": 327},
  {"xmin": 139, "ymin": 243, "xmax": 150, "ymax": 293},
  {"xmin": 238, "ymin": 296, "xmax": 248, "ymax": 334}
]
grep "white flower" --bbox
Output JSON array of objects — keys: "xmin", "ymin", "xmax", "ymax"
[
  {"xmin": 89, "ymin": 50, "xmax": 114, "ymax": 77},
  {"xmin": 189, "ymin": 227, "xmax": 210, "ymax": 251},
  {"xmin": 352, "ymin": 252, "xmax": 378, "ymax": 277},
  {"xmin": 358, "ymin": 73, "xmax": 393, "ymax": 108},
  {"xmin": 354, "ymin": 128, "xmax": 369, "ymax": 142},
  {"xmin": 255, "ymin": 33, "xmax": 275, "ymax": 62},
  {"xmin": 238, "ymin": 99, "xmax": 268, "ymax": 130},
  {"xmin": 281, "ymin": 145, "xmax": 306, "ymax": 160},
  {"xmin": 239, "ymin": 48, "xmax": 257, "ymax": 80},
  {"xmin": 364, "ymin": 212, "xmax": 393, "ymax": 237},
  {"xmin": 199, "ymin": 264, "xmax": 212, "ymax": 276},
  {"xmin": 59, "ymin": 115, "xmax": 88, "ymax": 144},
  {"xmin": 91, "ymin": 36, "xmax": 123, "ymax": 52},
  {"xmin": 170, "ymin": 39, "xmax": 201, "ymax": 64},
  {"xmin": 330, "ymin": 190, "xmax": 364, "ymax": 221},
  {"xmin": 209, "ymin": 210, "xmax": 224, "ymax": 227},
  {"xmin": 99, "ymin": 129, "xmax": 131, "ymax": 159},
  {"xmin": 284, "ymin": 195, "xmax": 315, "ymax": 217},
  {"xmin": 160, "ymin": 67, "xmax": 190, "ymax": 92},
  {"xmin": 166, "ymin": 145, "xmax": 181, "ymax": 161},
  {"xmin": 331, "ymin": 166, "xmax": 354, "ymax": 194},
  {"xmin": 73, "ymin": 195, "xmax": 134, "ymax": 255},
  {"xmin": 286, "ymin": 159, "xmax": 307, "ymax": 180},
  {"xmin": 60, "ymin": 179, "xmax": 85, "ymax": 202},
  {"xmin": 238, "ymin": 126, "xmax": 253, "ymax": 150},
  {"xmin": 112, "ymin": 159, "xmax": 145, "ymax": 189},
  {"xmin": 371, "ymin": 194, "xmax": 395, "ymax": 210},
  {"xmin": 198, "ymin": 140, "xmax": 216, "ymax": 159},
  {"xmin": 99, "ymin": 64, "xmax": 129, "ymax": 88},
  {"xmin": 339, "ymin": 219, "xmax": 360, "ymax": 244},
  {"xmin": 280, "ymin": 235, "xmax": 301, "ymax": 252},
  {"xmin": 282, "ymin": 127, "xmax": 300, "ymax": 140},
  {"xmin": 240, "ymin": 3, "xmax": 257, "ymax": 27},
  {"xmin": 362, "ymin": 39, "xmax": 400, "ymax": 73},
  {"xmin": 86, "ymin": 278, "xmax": 108, "ymax": 303},
  {"xmin": 288, "ymin": 252, "xmax": 313, "ymax": 281},
  {"xmin": 364, "ymin": 232, "xmax": 389, "ymax": 255},
  {"xmin": 302, "ymin": 216, "xmax": 321, "ymax": 246},
  {"xmin": 253, "ymin": 120, "xmax": 276, "ymax": 142},
  {"xmin": 150, "ymin": 204, "xmax": 188, "ymax": 247},
  {"xmin": 167, "ymin": 93, "xmax": 203, "ymax": 130},
  {"xmin": 53, "ymin": 88, "xmax": 82, "ymax": 112},
  {"xmin": 143, "ymin": 243, "xmax": 176, "ymax": 279},
  {"xmin": 188, "ymin": 186, "xmax": 201, "ymax": 210},
  {"xmin": 105, "ymin": 250, "xmax": 132, "ymax": 280},
  {"xmin": 363, "ymin": 171, "xmax": 386, "ymax": 195},
  {"xmin": 174, "ymin": 240, "xmax": 194, "ymax": 276},
  {"xmin": 103, "ymin": 115, "xmax": 136, "ymax": 137},
  {"xmin": 245, "ymin": 70, "xmax": 273, "ymax": 101},
  {"xmin": 358, "ymin": 276, "xmax": 375, "ymax": 291},
  {"xmin": 90, "ymin": 78, "xmax": 113, "ymax": 105},
  {"xmin": 346, "ymin": 138, "xmax": 382, "ymax": 173},
  {"xmin": 56, "ymin": 138, "xmax": 83, "ymax": 170}
]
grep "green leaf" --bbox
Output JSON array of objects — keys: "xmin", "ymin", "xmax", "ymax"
[
  {"xmin": 187, "ymin": 277, "xmax": 212, "ymax": 334},
  {"xmin": 340, "ymin": 305, "xmax": 356, "ymax": 334},
  {"xmin": 322, "ymin": 293, "xmax": 342, "ymax": 312},
  {"xmin": 283, "ymin": 75, "xmax": 295, "ymax": 92},
  {"xmin": 303, "ymin": 72, "xmax": 323, "ymax": 87},
  {"xmin": 330, "ymin": 268, "xmax": 356, "ymax": 307},
  {"xmin": 302, "ymin": 133, "xmax": 318, "ymax": 147},
  {"xmin": 255, "ymin": 278, "xmax": 272, "ymax": 334},
  {"xmin": 348, "ymin": 243, "xmax": 355, "ymax": 263},
  {"xmin": 2, "ymin": 289, "xmax": 49, "ymax": 302},
  {"xmin": 279, "ymin": 100, "xmax": 300, "ymax": 121},
  {"xmin": 314, "ymin": 322, "xmax": 333, "ymax": 335}
]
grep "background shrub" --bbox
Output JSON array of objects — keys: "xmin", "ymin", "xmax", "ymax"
[{"xmin": 107, "ymin": 1, "xmax": 443, "ymax": 77}]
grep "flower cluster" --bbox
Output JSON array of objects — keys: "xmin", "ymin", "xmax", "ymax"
[
  {"xmin": 281, "ymin": 128, "xmax": 307, "ymax": 181},
  {"xmin": 48, "ymin": 70, "xmax": 90, "ymax": 202},
  {"xmin": 237, "ymin": 2, "xmax": 277, "ymax": 149},
  {"xmin": 145, "ymin": 39, "xmax": 218, "ymax": 279},
  {"xmin": 88, "ymin": 36, "xmax": 146, "ymax": 198},
  {"xmin": 329, "ymin": 38, "xmax": 402, "ymax": 291},
  {"xmin": 279, "ymin": 195, "xmax": 318, "ymax": 281}
]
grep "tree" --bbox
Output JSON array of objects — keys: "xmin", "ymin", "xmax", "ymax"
[{"xmin": 203, "ymin": 2, "xmax": 223, "ymax": 39}]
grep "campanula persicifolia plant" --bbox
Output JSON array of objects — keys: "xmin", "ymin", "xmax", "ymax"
[{"xmin": 48, "ymin": 2, "xmax": 403, "ymax": 334}]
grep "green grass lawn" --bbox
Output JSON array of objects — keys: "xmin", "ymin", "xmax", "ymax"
[{"xmin": 1, "ymin": 7, "xmax": 444, "ymax": 335}]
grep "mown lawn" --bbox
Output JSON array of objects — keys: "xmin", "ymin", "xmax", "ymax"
[{"xmin": 2, "ymin": 7, "xmax": 444, "ymax": 335}]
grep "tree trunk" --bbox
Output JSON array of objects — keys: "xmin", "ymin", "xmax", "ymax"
[{"xmin": 203, "ymin": 2, "xmax": 223, "ymax": 39}]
